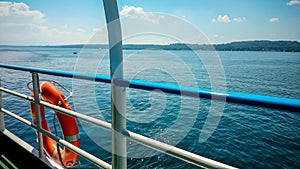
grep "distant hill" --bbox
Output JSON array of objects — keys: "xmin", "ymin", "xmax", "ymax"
[
  {"xmin": 2, "ymin": 40, "xmax": 299, "ymax": 52},
  {"xmin": 122, "ymin": 40, "xmax": 300, "ymax": 52},
  {"xmin": 213, "ymin": 40, "xmax": 300, "ymax": 52}
]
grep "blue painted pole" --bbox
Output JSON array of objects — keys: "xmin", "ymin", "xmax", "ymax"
[
  {"xmin": 114, "ymin": 78, "xmax": 300, "ymax": 112},
  {"xmin": 102, "ymin": 0, "xmax": 127, "ymax": 169},
  {"xmin": 0, "ymin": 64, "xmax": 299, "ymax": 112}
]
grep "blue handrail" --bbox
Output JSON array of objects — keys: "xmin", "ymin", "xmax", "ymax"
[{"xmin": 1, "ymin": 63, "xmax": 300, "ymax": 112}]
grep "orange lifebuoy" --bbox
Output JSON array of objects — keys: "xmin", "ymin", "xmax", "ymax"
[{"xmin": 30, "ymin": 81, "xmax": 80, "ymax": 167}]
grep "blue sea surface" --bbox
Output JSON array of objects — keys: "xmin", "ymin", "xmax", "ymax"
[{"xmin": 0, "ymin": 46, "xmax": 299, "ymax": 169}]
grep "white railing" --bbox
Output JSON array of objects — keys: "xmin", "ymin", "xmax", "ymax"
[{"xmin": 0, "ymin": 72, "xmax": 237, "ymax": 169}]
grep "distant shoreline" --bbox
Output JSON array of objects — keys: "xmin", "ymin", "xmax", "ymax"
[{"xmin": 1, "ymin": 40, "xmax": 300, "ymax": 52}]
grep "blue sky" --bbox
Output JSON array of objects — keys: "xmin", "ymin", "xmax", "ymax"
[{"xmin": 0, "ymin": 0, "xmax": 299, "ymax": 45}]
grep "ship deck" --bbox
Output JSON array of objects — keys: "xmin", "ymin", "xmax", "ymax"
[{"xmin": 0, "ymin": 130, "xmax": 58, "ymax": 169}]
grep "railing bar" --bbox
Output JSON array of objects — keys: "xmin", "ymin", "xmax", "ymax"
[
  {"xmin": 1, "ymin": 64, "xmax": 299, "ymax": 112},
  {"xmin": 115, "ymin": 78, "xmax": 300, "ymax": 112},
  {"xmin": 0, "ymin": 87, "xmax": 112, "ymax": 130},
  {"xmin": 58, "ymin": 139, "xmax": 112, "ymax": 169},
  {"xmin": 0, "ymin": 107, "xmax": 112, "ymax": 169},
  {"xmin": 0, "ymin": 87, "xmax": 34, "ymax": 101},
  {"xmin": 40, "ymin": 101, "xmax": 112, "ymax": 130},
  {"xmin": 0, "ymin": 108, "xmax": 33, "ymax": 127},
  {"xmin": 124, "ymin": 130, "xmax": 237, "ymax": 169},
  {"xmin": 0, "ymin": 64, "xmax": 111, "ymax": 83},
  {"xmin": 0, "ymin": 80, "xmax": 5, "ymax": 131}
]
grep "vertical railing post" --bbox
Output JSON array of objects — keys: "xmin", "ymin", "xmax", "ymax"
[
  {"xmin": 103, "ymin": 0, "xmax": 127, "ymax": 169},
  {"xmin": 32, "ymin": 72, "xmax": 44, "ymax": 158},
  {"xmin": 0, "ymin": 79, "xmax": 5, "ymax": 131}
]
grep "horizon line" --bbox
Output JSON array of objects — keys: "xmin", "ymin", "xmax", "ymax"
[{"xmin": 0, "ymin": 39, "xmax": 299, "ymax": 47}]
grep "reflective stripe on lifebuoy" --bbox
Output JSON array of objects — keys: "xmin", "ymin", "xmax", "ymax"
[{"xmin": 30, "ymin": 81, "xmax": 80, "ymax": 167}]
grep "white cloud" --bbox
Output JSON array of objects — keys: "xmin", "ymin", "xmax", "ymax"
[
  {"xmin": 233, "ymin": 17, "xmax": 246, "ymax": 23},
  {"xmin": 269, "ymin": 18, "xmax": 279, "ymax": 23},
  {"xmin": 120, "ymin": 5, "xmax": 144, "ymax": 16},
  {"xmin": 120, "ymin": 5, "xmax": 163, "ymax": 24},
  {"xmin": 218, "ymin": 15, "xmax": 231, "ymax": 23},
  {"xmin": 0, "ymin": 2, "xmax": 94, "ymax": 45},
  {"xmin": 0, "ymin": 2, "xmax": 45, "ymax": 24},
  {"xmin": 287, "ymin": 0, "xmax": 300, "ymax": 6},
  {"xmin": 212, "ymin": 15, "xmax": 245, "ymax": 23}
]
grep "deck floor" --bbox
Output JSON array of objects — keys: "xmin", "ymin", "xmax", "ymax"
[{"xmin": 0, "ymin": 131, "xmax": 52, "ymax": 169}]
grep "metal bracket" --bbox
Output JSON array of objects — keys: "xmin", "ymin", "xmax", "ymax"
[{"xmin": 27, "ymin": 80, "xmax": 72, "ymax": 101}]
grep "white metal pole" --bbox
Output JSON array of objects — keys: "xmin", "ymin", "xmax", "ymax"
[
  {"xmin": 103, "ymin": 0, "xmax": 127, "ymax": 168},
  {"xmin": 0, "ymin": 80, "xmax": 5, "ymax": 131},
  {"xmin": 32, "ymin": 72, "xmax": 44, "ymax": 158}
]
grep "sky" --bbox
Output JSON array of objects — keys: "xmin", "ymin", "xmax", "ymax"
[{"xmin": 0, "ymin": 0, "xmax": 299, "ymax": 45}]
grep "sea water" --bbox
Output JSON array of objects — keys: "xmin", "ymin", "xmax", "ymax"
[{"xmin": 0, "ymin": 46, "xmax": 299, "ymax": 169}]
